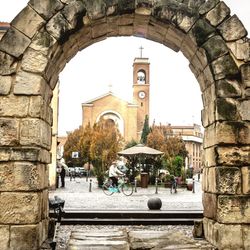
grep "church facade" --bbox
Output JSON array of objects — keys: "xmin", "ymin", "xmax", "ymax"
[{"xmin": 82, "ymin": 56, "xmax": 150, "ymax": 142}]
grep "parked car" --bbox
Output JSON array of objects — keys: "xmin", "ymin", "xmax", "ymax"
[{"xmin": 73, "ymin": 167, "xmax": 87, "ymax": 177}]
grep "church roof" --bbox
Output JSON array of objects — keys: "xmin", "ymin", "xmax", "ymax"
[{"xmin": 82, "ymin": 91, "xmax": 136, "ymax": 106}]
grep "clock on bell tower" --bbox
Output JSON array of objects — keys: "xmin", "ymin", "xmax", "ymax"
[{"xmin": 132, "ymin": 47, "xmax": 150, "ymax": 139}]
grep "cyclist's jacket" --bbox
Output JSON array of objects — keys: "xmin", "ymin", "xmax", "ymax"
[{"xmin": 109, "ymin": 164, "xmax": 123, "ymax": 177}]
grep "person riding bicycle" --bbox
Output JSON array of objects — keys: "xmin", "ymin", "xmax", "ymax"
[{"xmin": 108, "ymin": 161, "xmax": 124, "ymax": 188}]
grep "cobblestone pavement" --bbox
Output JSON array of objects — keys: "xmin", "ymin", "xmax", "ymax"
[
  {"xmin": 48, "ymin": 176, "xmax": 216, "ymax": 249},
  {"xmin": 49, "ymin": 176, "xmax": 203, "ymax": 211}
]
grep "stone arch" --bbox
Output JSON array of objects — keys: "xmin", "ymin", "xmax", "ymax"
[
  {"xmin": 96, "ymin": 110, "xmax": 125, "ymax": 136},
  {"xmin": 0, "ymin": 0, "xmax": 249, "ymax": 249}
]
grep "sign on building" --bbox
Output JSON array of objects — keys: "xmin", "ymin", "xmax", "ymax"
[{"xmin": 72, "ymin": 152, "xmax": 79, "ymax": 158}]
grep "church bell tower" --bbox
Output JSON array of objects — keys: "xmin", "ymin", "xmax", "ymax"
[{"xmin": 133, "ymin": 47, "xmax": 150, "ymax": 139}]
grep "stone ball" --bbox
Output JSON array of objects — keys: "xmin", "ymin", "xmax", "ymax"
[{"xmin": 147, "ymin": 197, "xmax": 162, "ymax": 210}]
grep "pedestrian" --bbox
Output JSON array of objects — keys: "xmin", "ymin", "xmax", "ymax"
[
  {"xmin": 108, "ymin": 161, "xmax": 124, "ymax": 188},
  {"xmin": 56, "ymin": 164, "xmax": 61, "ymax": 188},
  {"xmin": 60, "ymin": 165, "xmax": 66, "ymax": 188},
  {"xmin": 170, "ymin": 175, "xmax": 177, "ymax": 194},
  {"xmin": 69, "ymin": 167, "xmax": 76, "ymax": 181}
]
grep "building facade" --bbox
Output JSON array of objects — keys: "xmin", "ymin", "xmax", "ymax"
[
  {"xmin": 171, "ymin": 124, "xmax": 203, "ymax": 173},
  {"xmin": 0, "ymin": 22, "xmax": 9, "ymax": 40},
  {"xmin": 82, "ymin": 56, "xmax": 150, "ymax": 142}
]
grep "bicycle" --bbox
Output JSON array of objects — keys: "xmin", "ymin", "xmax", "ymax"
[{"xmin": 102, "ymin": 176, "xmax": 133, "ymax": 196}]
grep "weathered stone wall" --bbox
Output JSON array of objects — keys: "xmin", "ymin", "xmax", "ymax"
[{"xmin": 0, "ymin": 0, "xmax": 249, "ymax": 249}]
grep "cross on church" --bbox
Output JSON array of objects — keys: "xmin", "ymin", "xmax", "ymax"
[{"xmin": 139, "ymin": 46, "xmax": 144, "ymax": 58}]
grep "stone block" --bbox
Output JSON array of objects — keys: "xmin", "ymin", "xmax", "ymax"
[
  {"xmin": 29, "ymin": 0, "xmax": 64, "ymax": 20},
  {"xmin": 165, "ymin": 25, "xmax": 186, "ymax": 50},
  {"xmin": 61, "ymin": 1, "xmax": 86, "ymax": 29},
  {"xmin": 217, "ymin": 146, "xmax": 250, "ymax": 166},
  {"xmin": 216, "ymin": 79, "xmax": 241, "ymax": 98},
  {"xmin": 106, "ymin": 3, "xmax": 118, "ymax": 17},
  {"xmin": 10, "ymin": 224, "xmax": 40, "ymax": 250},
  {"xmin": 203, "ymin": 167, "xmax": 216, "ymax": 192},
  {"xmin": 203, "ymin": 147, "xmax": 216, "ymax": 167},
  {"xmin": 215, "ymin": 98, "xmax": 239, "ymax": 121},
  {"xmin": 39, "ymin": 219, "xmax": 49, "ymax": 246},
  {"xmin": 217, "ymin": 195, "xmax": 250, "ymax": 223},
  {"xmin": 85, "ymin": 1, "xmax": 106, "ymax": 20},
  {"xmin": 119, "ymin": 25, "xmax": 133, "ymax": 36},
  {"xmin": 135, "ymin": 2, "xmax": 152, "ymax": 16},
  {"xmin": 243, "ymin": 225, "xmax": 250, "ymax": 249},
  {"xmin": 20, "ymin": 118, "xmax": 51, "ymax": 149},
  {"xmin": 29, "ymin": 29, "xmax": 57, "ymax": 57},
  {"xmin": 202, "ymin": 192, "xmax": 217, "ymax": 219},
  {"xmin": 153, "ymin": 5, "xmax": 176, "ymax": 27},
  {"xmin": 117, "ymin": 0, "xmax": 135, "ymax": 15},
  {"xmin": 201, "ymin": 85, "xmax": 216, "ymax": 127},
  {"xmin": 0, "ymin": 162, "xmax": 46, "ymax": 191},
  {"xmin": 205, "ymin": 121, "xmax": 250, "ymax": 147},
  {"xmin": 0, "ymin": 27, "xmax": 31, "ymax": 58},
  {"xmin": 240, "ymin": 63, "xmax": 250, "ymax": 87},
  {"xmin": 29, "ymin": 94, "xmax": 53, "ymax": 125},
  {"xmin": 199, "ymin": 0, "xmax": 220, "ymax": 15},
  {"xmin": 0, "ymin": 226, "xmax": 10, "ymax": 249},
  {"xmin": 46, "ymin": 13, "xmax": 72, "ymax": 42},
  {"xmin": 21, "ymin": 48, "xmax": 48, "ymax": 74},
  {"xmin": 3, "ymin": 147, "xmax": 51, "ymax": 163},
  {"xmin": 14, "ymin": 71, "xmax": 47, "ymax": 96},
  {"xmin": 0, "ymin": 148, "xmax": 11, "ymax": 161},
  {"xmin": 192, "ymin": 220, "xmax": 204, "ymax": 238},
  {"xmin": 147, "ymin": 22, "xmax": 167, "ymax": 44},
  {"xmin": 0, "ymin": 95, "xmax": 29, "ymax": 117},
  {"xmin": 176, "ymin": 10, "xmax": 198, "ymax": 33},
  {"xmin": 206, "ymin": 1, "xmax": 230, "ymax": 27},
  {"xmin": 218, "ymin": 15, "xmax": 247, "ymax": 41},
  {"xmin": 147, "ymin": 18, "xmax": 167, "ymax": 40},
  {"xmin": 242, "ymin": 167, "xmax": 250, "ymax": 194},
  {"xmin": 246, "ymin": 88, "xmax": 250, "ymax": 97},
  {"xmin": 107, "ymin": 16, "xmax": 119, "ymax": 36},
  {"xmin": 202, "ymin": 35, "xmax": 228, "ymax": 63},
  {"xmin": 118, "ymin": 14, "xmax": 134, "ymax": 26},
  {"xmin": 29, "ymin": 96, "xmax": 49, "ymax": 120},
  {"xmin": 194, "ymin": 48, "xmax": 208, "ymax": 70},
  {"xmin": 0, "ymin": 192, "xmax": 42, "ymax": 224},
  {"xmin": 91, "ymin": 22, "xmax": 108, "ymax": 39},
  {"xmin": 204, "ymin": 217, "xmax": 244, "ymax": 249},
  {"xmin": 191, "ymin": 19, "xmax": 215, "ymax": 47},
  {"xmin": 215, "ymin": 167, "xmax": 241, "ymax": 194},
  {"xmin": 0, "ymin": 119, "xmax": 19, "ymax": 146},
  {"xmin": 41, "ymin": 190, "xmax": 49, "ymax": 220},
  {"xmin": 228, "ymin": 39, "xmax": 250, "ymax": 61},
  {"xmin": 216, "ymin": 223, "xmax": 243, "ymax": 249},
  {"xmin": 0, "ymin": 76, "xmax": 11, "ymax": 95},
  {"xmin": 211, "ymin": 54, "xmax": 239, "ymax": 80},
  {"xmin": 239, "ymin": 100, "xmax": 250, "ymax": 121},
  {"xmin": 182, "ymin": 34, "xmax": 198, "ymax": 61},
  {"xmin": 203, "ymin": 217, "xmax": 217, "ymax": 247},
  {"xmin": 12, "ymin": 5, "xmax": 45, "ymax": 39},
  {"xmin": 0, "ymin": 51, "xmax": 17, "ymax": 75}
]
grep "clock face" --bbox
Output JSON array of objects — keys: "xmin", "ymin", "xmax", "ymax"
[{"xmin": 138, "ymin": 91, "xmax": 146, "ymax": 99}]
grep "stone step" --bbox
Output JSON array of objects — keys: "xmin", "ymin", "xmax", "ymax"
[
  {"xmin": 67, "ymin": 229, "xmax": 129, "ymax": 250},
  {"xmin": 67, "ymin": 229, "xmax": 216, "ymax": 250}
]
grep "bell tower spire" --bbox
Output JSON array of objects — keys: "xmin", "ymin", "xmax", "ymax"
[{"xmin": 132, "ymin": 47, "xmax": 150, "ymax": 140}]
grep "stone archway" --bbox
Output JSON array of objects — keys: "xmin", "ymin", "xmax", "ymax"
[
  {"xmin": 0, "ymin": 0, "xmax": 249, "ymax": 249},
  {"xmin": 97, "ymin": 110, "xmax": 125, "ymax": 136}
]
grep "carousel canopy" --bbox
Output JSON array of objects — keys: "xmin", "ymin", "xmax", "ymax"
[{"xmin": 118, "ymin": 144, "xmax": 163, "ymax": 158}]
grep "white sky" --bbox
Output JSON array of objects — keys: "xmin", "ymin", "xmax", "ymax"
[{"xmin": 1, "ymin": 1, "xmax": 249, "ymax": 136}]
